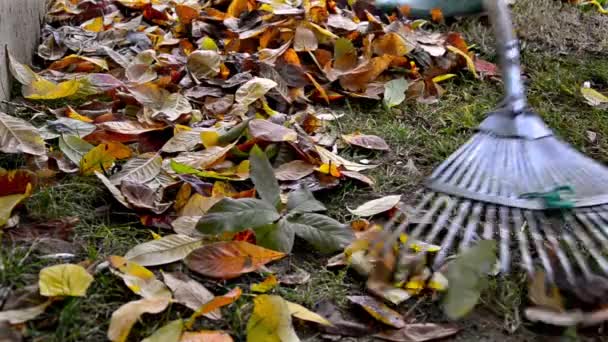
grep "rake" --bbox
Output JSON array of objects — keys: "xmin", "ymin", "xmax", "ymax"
[{"xmin": 374, "ymin": 0, "xmax": 608, "ymax": 286}]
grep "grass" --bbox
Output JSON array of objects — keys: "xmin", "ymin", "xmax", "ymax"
[{"xmin": 2, "ymin": 2, "xmax": 608, "ymax": 340}]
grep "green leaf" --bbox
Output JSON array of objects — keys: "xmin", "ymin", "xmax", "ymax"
[
  {"xmin": 255, "ymin": 221, "xmax": 295, "ymax": 253},
  {"xmin": 287, "ymin": 186, "xmax": 326, "ymax": 213},
  {"xmin": 197, "ymin": 198, "xmax": 280, "ymax": 234},
  {"xmin": 443, "ymin": 240, "xmax": 497, "ymax": 319},
  {"xmin": 250, "ymin": 145, "xmax": 281, "ymax": 208},
  {"xmin": 59, "ymin": 135, "xmax": 94, "ymax": 165},
  {"xmin": 285, "ymin": 213, "xmax": 354, "ymax": 254},
  {"xmin": 141, "ymin": 319, "xmax": 183, "ymax": 342},
  {"xmin": 383, "ymin": 78, "xmax": 408, "ymax": 108}
]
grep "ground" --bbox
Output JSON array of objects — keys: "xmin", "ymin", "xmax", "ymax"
[{"xmin": 2, "ymin": 0, "xmax": 608, "ymax": 341}]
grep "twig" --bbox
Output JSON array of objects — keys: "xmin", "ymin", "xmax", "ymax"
[{"xmin": 1, "ymin": 100, "xmax": 41, "ymax": 113}]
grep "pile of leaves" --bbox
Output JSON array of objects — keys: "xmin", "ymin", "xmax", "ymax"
[{"xmin": 0, "ymin": 0, "xmax": 500, "ymax": 340}]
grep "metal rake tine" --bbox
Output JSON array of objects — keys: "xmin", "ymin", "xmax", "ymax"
[
  {"xmin": 524, "ymin": 210, "xmax": 555, "ymax": 282},
  {"xmin": 459, "ymin": 202, "xmax": 483, "ymax": 251},
  {"xmin": 564, "ymin": 212, "xmax": 608, "ymax": 276},
  {"xmin": 513, "ymin": 209, "xmax": 534, "ymax": 276},
  {"xmin": 483, "ymin": 205, "xmax": 497, "ymax": 240},
  {"xmin": 433, "ymin": 201, "xmax": 471, "ymax": 269},
  {"xmin": 498, "ymin": 206, "xmax": 511, "ymax": 274},
  {"xmin": 560, "ymin": 231, "xmax": 593, "ymax": 281},
  {"xmin": 535, "ymin": 211, "xmax": 576, "ymax": 286}
]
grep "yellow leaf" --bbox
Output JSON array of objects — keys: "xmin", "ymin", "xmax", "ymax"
[
  {"xmin": 316, "ymin": 163, "xmax": 341, "ymax": 177},
  {"xmin": 227, "ymin": 0, "xmax": 249, "ymax": 18},
  {"xmin": 82, "ymin": 16, "xmax": 104, "ymax": 32},
  {"xmin": 432, "ymin": 74, "xmax": 457, "ymax": 83},
  {"xmin": 174, "ymin": 124, "xmax": 193, "ymax": 134},
  {"xmin": 80, "ymin": 142, "xmax": 132, "ymax": 175},
  {"xmin": 200, "ymin": 37, "xmax": 219, "ymax": 51},
  {"xmin": 39, "ymin": 264, "xmax": 94, "ymax": 297},
  {"xmin": 285, "ymin": 301, "xmax": 332, "ymax": 326},
  {"xmin": 200, "ymin": 130, "xmax": 220, "ymax": 148},
  {"xmin": 246, "ymin": 295, "xmax": 300, "ymax": 342},
  {"xmin": 108, "ymin": 256, "xmax": 172, "ymax": 299},
  {"xmin": 25, "ymin": 78, "xmax": 81, "ymax": 100},
  {"xmin": 66, "ymin": 106, "xmax": 93, "ymax": 122},
  {"xmin": 108, "ymin": 297, "xmax": 171, "ymax": 342},
  {"xmin": 175, "ymin": 183, "xmax": 193, "ymax": 212},
  {"xmin": 581, "ymin": 86, "xmax": 608, "ymax": 107},
  {"xmin": 446, "ymin": 45, "xmax": 478, "ymax": 78},
  {"xmin": 150, "ymin": 231, "xmax": 162, "ymax": 240},
  {"xmin": 428, "ymin": 272, "xmax": 448, "ymax": 291},
  {"xmin": 0, "ymin": 191, "xmax": 30, "ymax": 227},
  {"xmin": 250, "ymin": 274, "xmax": 278, "ymax": 293},
  {"xmin": 212, "ymin": 181, "xmax": 237, "ymax": 197}
]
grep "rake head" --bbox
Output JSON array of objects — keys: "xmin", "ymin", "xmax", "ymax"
[{"xmin": 371, "ymin": 0, "xmax": 608, "ymax": 288}]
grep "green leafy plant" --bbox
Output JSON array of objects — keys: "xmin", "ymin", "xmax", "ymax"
[{"xmin": 196, "ymin": 145, "xmax": 354, "ymax": 253}]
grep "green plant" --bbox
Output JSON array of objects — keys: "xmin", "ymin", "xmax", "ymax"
[{"xmin": 195, "ymin": 145, "xmax": 355, "ymax": 253}]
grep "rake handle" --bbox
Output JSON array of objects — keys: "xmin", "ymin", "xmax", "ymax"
[{"xmin": 484, "ymin": 0, "xmax": 527, "ymax": 114}]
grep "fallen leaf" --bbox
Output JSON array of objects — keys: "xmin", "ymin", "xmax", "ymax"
[
  {"xmin": 443, "ymin": 240, "xmax": 497, "ymax": 319},
  {"xmin": 0, "ymin": 111, "xmax": 46, "ymax": 156},
  {"xmin": 235, "ymin": 77, "xmax": 277, "ymax": 107},
  {"xmin": 250, "ymin": 144, "xmax": 281, "ymax": 208},
  {"xmin": 181, "ymin": 330, "xmax": 234, "ymax": 342},
  {"xmin": 383, "ymin": 78, "xmax": 408, "ymax": 108},
  {"xmin": 0, "ymin": 300, "xmax": 53, "ymax": 324},
  {"xmin": 188, "ymin": 50, "xmax": 221, "ymax": 80},
  {"xmin": 348, "ymin": 195, "xmax": 402, "ymax": 217},
  {"xmin": 294, "ymin": 25, "xmax": 318, "ymax": 52},
  {"xmin": 162, "ymin": 272, "xmax": 221, "ymax": 320},
  {"xmin": 249, "ymin": 120, "xmax": 298, "ymax": 142},
  {"xmin": 80, "ymin": 142, "xmax": 132, "ymax": 175},
  {"xmin": 247, "ymin": 295, "xmax": 300, "ymax": 342},
  {"xmin": 124, "ymin": 234, "xmax": 204, "ymax": 266},
  {"xmin": 186, "ymin": 241, "xmax": 285, "ymax": 279},
  {"xmin": 109, "ymin": 256, "xmax": 172, "ymax": 299},
  {"xmin": 581, "ymin": 86, "xmax": 608, "ymax": 107},
  {"xmin": 251, "ymin": 274, "xmax": 279, "ymax": 293},
  {"xmin": 286, "ymin": 301, "xmax": 333, "ymax": 326},
  {"xmin": 274, "ymin": 160, "xmax": 315, "ymax": 181},
  {"xmin": 528, "ymin": 270, "xmax": 564, "ymax": 311},
  {"xmin": 110, "ymin": 154, "xmax": 162, "ymax": 185},
  {"xmin": 107, "ymin": 297, "xmax": 171, "ymax": 342},
  {"xmin": 186, "ymin": 287, "xmax": 242, "ymax": 329},
  {"xmin": 374, "ymin": 323, "xmax": 460, "ymax": 342},
  {"xmin": 38, "ymin": 264, "xmax": 94, "ymax": 297},
  {"xmin": 278, "ymin": 267, "xmax": 311, "ymax": 285},
  {"xmin": 142, "ymin": 319, "xmax": 183, "ymax": 342},
  {"xmin": 315, "ymin": 145, "xmax": 377, "ymax": 172},
  {"xmin": 342, "ymin": 133, "xmax": 389, "ymax": 151},
  {"xmin": 348, "ymin": 295, "xmax": 405, "ymax": 328}
]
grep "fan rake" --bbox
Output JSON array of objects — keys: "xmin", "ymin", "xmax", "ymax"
[{"xmin": 373, "ymin": 0, "xmax": 608, "ymax": 287}]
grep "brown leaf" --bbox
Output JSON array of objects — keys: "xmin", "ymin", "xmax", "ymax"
[
  {"xmin": 181, "ymin": 331, "xmax": 234, "ymax": 342},
  {"xmin": 340, "ymin": 56, "xmax": 394, "ymax": 92},
  {"xmin": 528, "ymin": 270, "xmax": 564, "ymax": 312},
  {"xmin": 248, "ymin": 119, "xmax": 297, "ymax": 142},
  {"xmin": 5, "ymin": 217, "xmax": 78, "ymax": 242},
  {"xmin": 162, "ymin": 272, "xmax": 221, "ymax": 320},
  {"xmin": 342, "ymin": 133, "xmax": 389, "ymax": 151},
  {"xmin": 186, "ymin": 241, "xmax": 285, "ymax": 279},
  {"xmin": 374, "ymin": 323, "xmax": 460, "ymax": 342},
  {"xmin": 294, "ymin": 25, "xmax": 318, "ymax": 52},
  {"xmin": 120, "ymin": 181, "xmax": 172, "ymax": 214},
  {"xmin": 348, "ymin": 295, "xmax": 405, "ymax": 328},
  {"xmin": 274, "ymin": 160, "xmax": 315, "ymax": 181},
  {"xmin": 373, "ymin": 33, "xmax": 414, "ymax": 57}
]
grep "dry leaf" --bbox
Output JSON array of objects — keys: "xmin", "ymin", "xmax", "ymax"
[
  {"xmin": 39, "ymin": 264, "xmax": 94, "ymax": 297},
  {"xmin": 348, "ymin": 295, "xmax": 405, "ymax": 328},
  {"xmin": 347, "ymin": 195, "xmax": 401, "ymax": 217},
  {"xmin": 247, "ymin": 295, "xmax": 300, "ymax": 342},
  {"xmin": 124, "ymin": 234, "xmax": 204, "ymax": 266},
  {"xmin": 162, "ymin": 272, "xmax": 221, "ymax": 320},
  {"xmin": 107, "ymin": 297, "xmax": 171, "ymax": 342},
  {"xmin": 186, "ymin": 241, "xmax": 285, "ymax": 279}
]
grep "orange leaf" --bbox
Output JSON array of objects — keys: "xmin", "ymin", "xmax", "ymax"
[
  {"xmin": 185, "ymin": 288, "xmax": 242, "ymax": 329},
  {"xmin": 317, "ymin": 163, "xmax": 341, "ymax": 177},
  {"xmin": 430, "ymin": 8, "xmax": 444, "ymax": 23},
  {"xmin": 181, "ymin": 331, "xmax": 233, "ymax": 342},
  {"xmin": 0, "ymin": 169, "xmax": 37, "ymax": 196},
  {"xmin": 227, "ymin": 0, "xmax": 248, "ymax": 18},
  {"xmin": 305, "ymin": 73, "xmax": 329, "ymax": 104},
  {"xmin": 283, "ymin": 49, "xmax": 301, "ymax": 66},
  {"xmin": 373, "ymin": 33, "xmax": 413, "ymax": 56},
  {"xmin": 176, "ymin": 4, "xmax": 199, "ymax": 24},
  {"xmin": 186, "ymin": 241, "xmax": 285, "ymax": 279},
  {"xmin": 232, "ymin": 229, "xmax": 256, "ymax": 244},
  {"xmin": 339, "ymin": 55, "xmax": 394, "ymax": 91}
]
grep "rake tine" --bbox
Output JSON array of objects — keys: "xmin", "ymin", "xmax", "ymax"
[
  {"xmin": 514, "ymin": 209, "xmax": 534, "ymax": 276},
  {"xmin": 536, "ymin": 212, "xmax": 577, "ymax": 286},
  {"xmin": 524, "ymin": 210, "xmax": 555, "ymax": 282},
  {"xmin": 459, "ymin": 202, "xmax": 483, "ymax": 251},
  {"xmin": 425, "ymin": 198, "xmax": 458, "ymax": 243},
  {"xmin": 580, "ymin": 210, "xmax": 608, "ymax": 243},
  {"xmin": 498, "ymin": 206, "xmax": 511, "ymax": 274},
  {"xmin": 483, "ymin": 205, "xmax": 497, "ymax": 240},
  {"xmin": 560, "ymin": 231, "xmax": 593, "ymax": 282},
  {"xmin": 433, "ymin": 201, "xmax": 472, "ymax": 269},
  {"xmin": 563, "ymin": 213, "xmax": 608, "ymax": 276}
]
